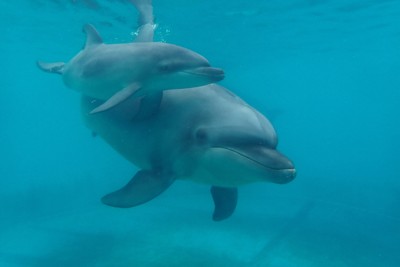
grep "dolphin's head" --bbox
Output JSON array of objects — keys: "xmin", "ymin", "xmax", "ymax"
[
  {"xmin": 205, "ymin": 145, "xmax": 296, "ymax": 185},
  {"xmin": 145, "ymin": 43, "xmax": 224, "ymax": 90},
  {"xmin": 182, "ymin": 86, "xmax": 297, "ymax": 188},
  {"xmin": 193, "ymin": 126, "xmax": 296, "ymax": 186}
]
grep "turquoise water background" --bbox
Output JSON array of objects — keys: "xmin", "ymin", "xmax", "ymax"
[{"xmin": 1, "ymin": 0, "xmax": 399, "ymax": 266}]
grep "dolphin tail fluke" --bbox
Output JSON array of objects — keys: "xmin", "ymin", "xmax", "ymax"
[
  {"xmin": 210, "ymin": 186, "xmax": 238, "ymax": 221},
  {"xmin": 101, "ymin": 170, "xmax": 174, "ymax": 208},
  {"xmin": 135, "ymin": 24, "xmax": 154, "ymax": 42},
  {"xmin": 130, "ymin": 0, "xmax": 154, "ymax": 42},
  {"xmin": 90, "ymin": 82, "xmax": 141, "ymax": 114},
  {"xmin": 130, "ymin": 0, "xmax": 153, "ymax": 25},
  {"xmin": 36, "ymin": 61, "xmax": 65, "ymax": 74}
]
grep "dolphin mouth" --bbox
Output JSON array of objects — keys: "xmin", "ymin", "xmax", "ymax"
[
  {"xmin": 219, "ymin": 146, "xmax": 296, "ymax": 184},
  {"xmin": 183, "ymin": 67, "xmax": 225, "ymax": 82}
]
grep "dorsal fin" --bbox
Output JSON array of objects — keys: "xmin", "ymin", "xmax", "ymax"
[{"xmin": 82, "ymin": 24, "xmax": 103, "ymax": 49}]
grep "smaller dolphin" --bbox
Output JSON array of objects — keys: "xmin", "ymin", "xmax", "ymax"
[{"xmin": 37, "ymin": 24, "xmax": 224, "ymax": 114}]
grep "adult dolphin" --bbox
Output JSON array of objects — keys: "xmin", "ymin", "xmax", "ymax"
[
  {"xmin": 37, "ymin": 22, "xmax": 224, "ymax": 114},
  {"xmin": 81, "ymin": 84, "xmax": 296, "ymax": 221}
]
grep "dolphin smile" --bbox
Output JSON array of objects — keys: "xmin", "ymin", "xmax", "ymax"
[
  {"xmin": 183, "ymin": 67, "xmax": 225, "ymax": 82},
  {"xmin": 222, "ymin": 147, "xmax": 294, "ymax": 170},
  {"xmin": 209, "ymin": 145, "xmax": 296, "ymax": 185}
]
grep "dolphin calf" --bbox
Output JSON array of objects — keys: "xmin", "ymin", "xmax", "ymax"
[
  {"xmin": 81, "ymin": 84, "xmax": 296, "ymax": 221},
  {"xmin": 37, "ymin": 24, "xmax": 224, "ymax": 114}
]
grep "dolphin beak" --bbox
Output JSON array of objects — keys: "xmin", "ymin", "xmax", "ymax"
[
  {"xmin": 223, "ymin": 146, "xmax": 296, "ymax": 184},
  {"xmin": 184, "ymin": 67, "xmax": 225, "ymax": 82}
]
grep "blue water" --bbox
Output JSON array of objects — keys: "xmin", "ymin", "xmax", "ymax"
[{"xmin": 1, "ymin": 0, "xmax": 399, "ymax": 266}]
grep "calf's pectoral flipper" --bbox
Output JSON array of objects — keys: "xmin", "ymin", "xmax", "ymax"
[
  {"xmin": 210, "ymin": 186, "xmax": 238, "ymax": 221},
  {"xmin": 101, "ymin": 170, "xmax": 174, "ymax": 208},
  {"xmin": 90, "ymin": 85, "xmax": 163, "ymax": 118},
  {"xmin": 90, "ymin": 82, "xmax": 142, "ymax": 114}
]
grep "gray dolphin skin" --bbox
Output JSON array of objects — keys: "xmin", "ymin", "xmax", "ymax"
[
  {"xmin": 38, "ymin": 0, "xmax": 296, "ymax": 221},
  {"xmin": 81, "ymin": 84, "xmax": 296, "ymax": 221},
  {"xmin": 37, "ymin": 24, "xmax": 224, "ymax": 114}
]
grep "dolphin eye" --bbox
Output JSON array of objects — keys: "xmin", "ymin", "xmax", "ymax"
[
  {"xmin": 159, "ymin": 61, "xmax": 181, "ymax": 72},
  {"xmin": 195, "ymin": 129, "xmax": 208, "ymax": 144},
  {"xmin": 159, "ymin": 64, "xmax": 171, "ymax": 72},
  {"xmin": 160, "ymin": 65, "xmax": 169, "ymax": 71}
]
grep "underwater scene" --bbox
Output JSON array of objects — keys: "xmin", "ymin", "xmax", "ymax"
[{"xmin": 1, "ymin": 0, "xmax": 399, "ymax": 266}]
